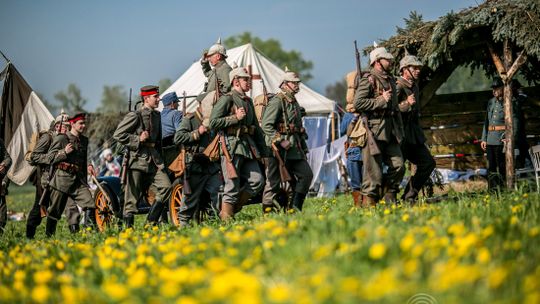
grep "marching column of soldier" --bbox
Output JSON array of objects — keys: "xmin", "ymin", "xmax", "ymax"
[{"xmin": 12, "ymin": 39, "xmax": 521, "ymax": 237}]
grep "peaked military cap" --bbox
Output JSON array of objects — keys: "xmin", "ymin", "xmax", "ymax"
[
  {"xmin": 491, "ymin": 77, "xmax": 504, "ymax": 88},
  {"xmin": 68, "ymin": 112, "xmax": 86, "ymax": 123},
  {"xmin": 140, "ymin": 85, "xmax": 159, "ymax": 97},
  {"xmin": 162, "ymin": 92, "xmax": 179, "ymax": 106}
]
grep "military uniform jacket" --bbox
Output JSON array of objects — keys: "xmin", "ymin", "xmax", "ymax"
[
  {"xmin": 202, "ymin": 60, "xmax": 232, "ymax": 95},
  {"xmin": 113, "ymin": 106, "xmax": 164, "ymax": 173},
  {"xmin": 48, "ymin": 132, "xmax": 89, "ymax": 194},
  {"xmin": 481, "ymin": 97, "xmax": 519, "ymax": 145},
  {"xmin": 261, "ymin": 90, "xmax": 308, "ymax": 159},
  {"xmin": 174, "ymin": 109, "xmax": 220, "ymax": 175},
  {"xmin": 209, "ymin": 89, "xmax": 267, "ymax": 159},
  {"xmin": 29, "ymin": 131, "xmax": 56, "ymax": 186},
  {"xmin": 396, "ymin": 76, "xmax": 426, "ymax": 145},
  {"xmin": 354, "ymin": 68, "xmax": 404, "ymax": 143}
]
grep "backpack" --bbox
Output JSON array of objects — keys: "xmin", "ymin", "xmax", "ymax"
[
  {"xmin": 345, "ymin": 71, "xmax": 359, "ymax": 112},
  {"xmin": 25, "ymin": 131, "xmax": 51, "ymax": 164},
  {"xmin": 253, "ymin": 93, "xmax": 275, "ymax": 123}
]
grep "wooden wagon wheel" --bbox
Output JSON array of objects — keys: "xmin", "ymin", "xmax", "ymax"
[
  {"xmin": 94, "ymin": 189, "xmax": 113, "ymax": 232},
  {"xmin": 169, "ymin": 183, "xmax": 184, "ymax": 227}
]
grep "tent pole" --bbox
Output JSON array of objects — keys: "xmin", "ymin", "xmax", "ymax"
[
  {"xmin": 331, "ymin": 110, "xmax": 335, "ymax": 143},
  {"xmin": 0, "ymin": 50, "xmax": 9, "ymax": 63}
]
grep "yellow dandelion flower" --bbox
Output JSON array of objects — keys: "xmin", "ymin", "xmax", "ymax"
[
  {"xmin": 268, "ymin": 283, "xmax": 292, "ymax": 302},
  {"xmin": 369, "ymin": 243, "xmax": 387, "ymax": 260},
  {"xmin": 128, "ymin": 268, "xmax": 147, "ymax": 289},
  {"xmin": 401, "ymin": 214, "xmax": 410, "ymax": 222},
  {"xmin": 476, "ymin": 247, "xmax": 491, "ymax": 264},
  {"xmin": 200, "ymin": 227, "xmax": 212, "ymax": 238},
  {"xmin": 488, "ymin": 266, "xmax": 508, "ymax": 289},
  {"xmin": 206, "ymin": 257, "xmax": 228, "ymax": 273},
  {"xmin": 103, "ymin": 282, "xmax": 129, "ymax": 301},
  {"xmin": 176, "ymin": 296, "xmax": 199, "ymax": 304},
  {"xmin": 400, "ymin": 234, "xmax": 415, "ymax": 252},
  {"xmin": 31, "ymin": 285, "xmax": 50, "ymax": 303},
  {"xmin": 33, "ymin": 270, "xmax": 53, "ymax": 285}
]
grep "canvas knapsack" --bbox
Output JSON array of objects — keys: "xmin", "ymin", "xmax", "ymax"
[
  {"xmin": 345, "ymin": 71, "xmax": 359, "ymax": 112},
  {"xmin": 254, "ymin": 93, "xmax": 275, "ymax": 123},
  {"xmin": 25, "ymin": 131, "xmax": 51, "ymax": 164}
]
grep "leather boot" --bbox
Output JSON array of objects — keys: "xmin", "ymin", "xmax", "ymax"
[
  {"xmin": 234, "ymin": 191, "xmax": 251, "ymax": 214},
  {"xmin": 219, "ymin": 202, "xmax": 235, "ymax": 221},
  {"xmin": 352, "ymin": 191, "xmax": 362, "ymax": 208},
  {"xmin": 45, "ymin": 219, "xmax": 57, "ymax": 237},
  {"xmin": 362, "ymin": 195, "xmax": 377, "ymax": 208},
  {"xmin": 402, "ymin": 188, "xmax": 419, "ymax": 205},
  {"xmin": 69, "ymin": 224, "xmax": 80, "ymax": 234},
  {"xmin": 123, "ymin": 213, "xmax": 134, "ymax": 229},
  {"xmin": 383, "ymin": 192, "xmax": 397, "ymax": 205},
  {"xmin": 146, "ymin": 199, "xmax": 164, "ymax": 225},
  {"xmin": 291, "ymin": 192, "xmax": 307, "ymax": 211},
  {"xmin": 83, "ymin": 208, "xmax": 97, "ymax": 230},
  {"xmin": 26, "ymin": 225, "xmax": 37, "ymax": 239}
]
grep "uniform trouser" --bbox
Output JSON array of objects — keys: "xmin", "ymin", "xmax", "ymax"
[
  {"xmin": 262, "ymin": 157, "xmax": 313, "ymax": 207},
  {"xmin": 124, "ymin": 169, "xmax": 172, "ymax": 215},
  {"xmin": 487, "ymin": 144, "xmax": 505, "ymax": 190},
  {"xmin": 48, "ymin": 185, "xmax": 94, "ymax": 222},
  {"xmin": 361, "ymin": 138, "xmax": 405, "ymax": 199},
  {"xmin": 0, "ymin": 196, "xmax": 6, "ymax": 231},
  {"xmin": 180, "ymin": 171, "xmax": 221, "ymax": 224},
  {"xmin": 401, "ymin": 142, "xmax": 436, "ymax": 192},
  {"xmin": 221, "ymin": 155, "xmax": 264, "ymax": 206},
  {"xmin": 347, "ymin": 159, "xmax": 363, "ymax": 191},
  {"xmin": 27, "ymin": 187, "xmax": 80, "ymax": 229}
]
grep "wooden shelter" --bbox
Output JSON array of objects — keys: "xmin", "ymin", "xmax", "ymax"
[{"xmin": 371, "ymin": 0, "xmax": 540, "ymax": 187}]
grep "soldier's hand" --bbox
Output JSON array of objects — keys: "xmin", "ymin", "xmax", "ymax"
[
  {"xmin": 236, "ymin": 107, "xmax": 246, "ymax": 120},
  {"xmin": 0, "ymin": 164, "xmax": 5, "ymax": 174},
  {"xmin": 64, "ymin": 143, "xmax": 74, "ymax": 154},
  {"xmin": 407, "ymin": 94, "xmax": 416, "ymax": 105},
  {"xmin": 140, "ymin": 131, "xmax": 149, "ymax": 142},
  {"xmin": 198, "ymin": 125, "xmax": 207, "ymax": 135},
  {"xmin": 87, "ymin": 165, "xmax": 96, "ymax": 177},
  {"xmin": 382, "ymin": 89, "xmax": 392, "ymax": 102},
  {"xmin": 201, "ymin": 49, "xmax": 209, "ymax": 61},
  {"xmin": 480, "ymin": 141, "xmax": 487, "ymax": 151},
  {"xmin": 280, "ymin": 139, "xmax": 291, "ymax": 150}
]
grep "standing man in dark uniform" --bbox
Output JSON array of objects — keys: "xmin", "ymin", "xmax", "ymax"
[
  {"xmin": 161, "ymin": 91, "xmax": 183, "ymax": 168},
  {"xmin": 173, "ymin": 101, "xmax": 221, "ymax": 226},
  {"xmin": 261, "ymin": 68, "xmax": 313, "ymax": 212},
  {"xmin": 45, "ymin": 113, "xmax": 96, "ymax": 237},
  {"xmin": 0, "ymin": 139, "xmax": 12, "ymax": 234},
  {"xmin": 209, "ymin": 66, "xmax": 267, "ymax": 220},
  {"xmin": 396, "ymin": 55, "xmax": 435, "ymax": 203},
  {"xmin": 354, "ymin": 46, "xmax": 405, "ymax": 206},
  {"xmin": 113, "ymin": 85, "xmax": 172, "ymax": 227},
  {"xmin": 481, "ymin": 78, "xmax": 519, "ymax": 191},
  {"xmin": 340, "ymin": 111, "xmax": 363, "ymax": 207},
  {"xmin": 198, "ymin": 38, "xmax": 232, "ymax": 101}
]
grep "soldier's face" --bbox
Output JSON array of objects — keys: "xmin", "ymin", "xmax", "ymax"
[
  {"xmin": 286, "ymin": 81, "xmax": 300, "ymax": 94},
  {"xmin": 144, "ymin": 94, "xmax": 160, "ymax": 109},
  {"xmin": 209, "ymin": 53, "xmax": 221, "ymax": 65},
  {"xmin": 408, "ymin": 66, "xmax": 421, "ymax": 79},
  {"xmin": 493, "ymin": 87, "xmax": 503, "ymax": 99},
  {"xmin": 380, "ymin": 58, "xmax": 394, "ymax": 70},
  {"xmin": 72, "ymin": 120, "xmax": 85, "ymax": 133},
  {"xmin": 237, "ymin": 77, "xmax": 250, "ymax": 92}
]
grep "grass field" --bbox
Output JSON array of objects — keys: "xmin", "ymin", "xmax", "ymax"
[{"xmin": 1, "ymin": 184, "xmax": 539, "ymax": 303}]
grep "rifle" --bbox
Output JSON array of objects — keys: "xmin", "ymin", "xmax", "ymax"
[
  {"xmin": 180, "ymin": 146, "xmax": 192, "ymax": 195},
  {"xmin": 354, "ymin": 40, "xmax": 381, "ymax": 156},
  {"xmin": 280, "ymin": 96, "xmax": 307, "ymax": 160},
  {"xmin": 271, "ymin": 143, "xmax": 292, "ymax": 182},
  {"xmin": 182, "ymin": 91, "xmax": 187, "ymax": 115},
  {"xmin": 120, "ymin": 89, "xmax": 132, "ymax": 185},
  {"xmin": 219, "ymin": 133, "xmax": 238, "ymax": 179}
]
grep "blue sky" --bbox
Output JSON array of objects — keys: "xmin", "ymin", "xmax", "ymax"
[{"xmin": 0, "ymin": 0, "xmax": 478, "ymax": 112}]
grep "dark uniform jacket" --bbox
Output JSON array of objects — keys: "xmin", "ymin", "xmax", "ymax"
[
  {"xmin": 174, "ymin": 109, "xmax": 220, "ymax": 175},
  {"xmin": 48, "ymin": 132, "xmax": 89, "ymax": 194},
  {"xmin": 396, "ymin": 76, "xmax": 426, "ymax": 145},
  {"xmin": 481, "ymin": 97, "xmax": 519, "ymax": 146},
  {"xmin": 354, "ymin": 68, "xmax": 404, "ymax": 143},
  {"xmin": 113, "ymin": 106, "xmax": 164, "ymax": 173},
  {"xmin": 209, "ymin": 89, "xmax": 267, "ymax": 159},
  {"xmin": 29, "ymin": 131, "xmax": 56, "ymax": 187},
  {"xmin": 261, "ymin": 90, "xmax": 308, "ymax": 160}
]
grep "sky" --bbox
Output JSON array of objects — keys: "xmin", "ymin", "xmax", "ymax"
[{"xmin": 0, "ymin": 0, "xmax": 479, "ymax": 113}]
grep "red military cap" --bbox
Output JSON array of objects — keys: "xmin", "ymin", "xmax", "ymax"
[
  {"xmin": 68, "ymin": 113, "xmax": 86, "ymax": 123},
  {"xmin": 140, "ymin": 85, "xmax": 159, "ymax": 97}
]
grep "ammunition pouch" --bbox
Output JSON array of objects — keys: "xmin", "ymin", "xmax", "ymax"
[
  {"xmin": 56, "ymin": 162, "xmax": 80, "ymax": 174},
  {"xmin": 226, "ymin": 125, "xmax": 256, "ymax": 136},
  {"xmin": 277, "ymin": 123, "xmax": 305, "ymax": 134}
]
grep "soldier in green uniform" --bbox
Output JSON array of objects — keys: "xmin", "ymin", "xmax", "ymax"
[
  {"xmin": 173, "ymin": 102, "xmax": 222, "ymax": 226},
  {"xmin": 0, "ymin": 139, "xmax": 12, "ymax": 234},
  {"xmin": 396, "ymin": 55, "xmax": 436, "ymax": 203},
  {"xmin": 198, "ymin": 38, "xmax": 232, "ymax": 101},
  {"xmin": 113, "ymin": 85, "xmax": 172, "ymax": 228},
  {"xmin": 45, "ymin": 113, "xmax": 96, "ymax": 237},
  {"xmin": 261, "ymin": 68, "xmax": 313, "ymax": 212},
  {"xmin": 480, "ymin": 78, "xmax": 519, "ymax": 191},
  {"xmin": 354, "ymin": 47, "xmax": 405, "ymax": 206},
  {"xmin": 209, "ymin": 66, "xmax": 267, "ymax": 220}
]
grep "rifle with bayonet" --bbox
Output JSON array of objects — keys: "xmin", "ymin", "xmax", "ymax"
[
  {"xmin": 354, "ymin": 40, "xmax": 381, "ymax": 156},
  {"xmin": 120, "ymin": 88, "xmax": 132, "ymax": 185},
  {"xmin": 181, "ymin": 91, "xmax": 192, "ymax": 195}
]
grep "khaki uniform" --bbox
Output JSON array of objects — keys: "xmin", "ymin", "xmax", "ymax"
[
  {"xmin": 209, "ymin": 89, "xmax": 267, "ymax": 208},
  {"xmin": 173, "ymin": 109, "xmax": 222, "ymax": 225},
  {"xmin": 261, "ymin": 90, "xmax": 313, "ymax": 210},
  {"xmin": 396, "ymin": 76, "xmax": 435, "ymax": 199},
  {"xmin": 47, "ymin": 132, "xmax": 94, "ymax": 222},
  {"xmin": 0, "ymin": 139, "xmax": 12, "ymax": 232},
  {"xmin": 354, "ymin": 68, "xmax": 405, "ymax": 201},
  {"xmin": 198, "ymin": 60, "xmax": 232, "ymax": 101},
  {"xmin": 113, "ymin": 106, "xmax": 172, "ymax": 217}
]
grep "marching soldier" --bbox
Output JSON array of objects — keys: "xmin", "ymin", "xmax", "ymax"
[
  {"xmin": 261, "ymin": 68, "xmax": 313, "ymax": 212},
  {"xmin": 198, "ymin": 38, "xmax": 232, "ymax": 101},
  {"xmin": 209, "ymin": 66, "xmax": 267, "ymax": 220},
  {"xmin": 45, "ymin": 113, "xmax": 96, "ymax": 237},
  {"xmin": 480, "ymin": 77, "xmax": 519, "ymax": 191},
  {"xmin": 173, "ymin": 102, "xmax": 222, "ymax": 226},
  {"xmin": 396, "ymin": 55, "xmax": 436, "ymax": 203},
  {"xmin": 354, "ymin": 46, "xmax": 405, "ymax": 206},
  {"xmin": 113, "ymin": 85, "xmax": 172, "ymax": 227},
  {"xmin": 0, "ymin": 139, "xmax": 11, "ymax": 234}
]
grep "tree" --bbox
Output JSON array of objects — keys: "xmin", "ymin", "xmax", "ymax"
[
  {"xmin": 96, "ymin": 85, "xmax": 128, "ymax": 113},
  {"xmin": 224, "ymin": 32, "xmax": 314, "ymax": 82},
  {"xmin": 54, "ymin": 83, "xmax": 87, "ymax": 113},
  {"xmin": 396, "ymin": 11, "xmax": 425, "ymax": 35},
  {"xmin": 159, "ymin": 78, "xmax": 173, "ymax": 93},
  {"xmin": 325, "ymin": 79, "xmax": 347, "ymax": 109}
]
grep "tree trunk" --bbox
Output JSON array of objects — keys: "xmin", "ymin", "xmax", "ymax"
[{"xmin": 503, "ymin": 40, "xmax": 514, "ymax": 189}]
